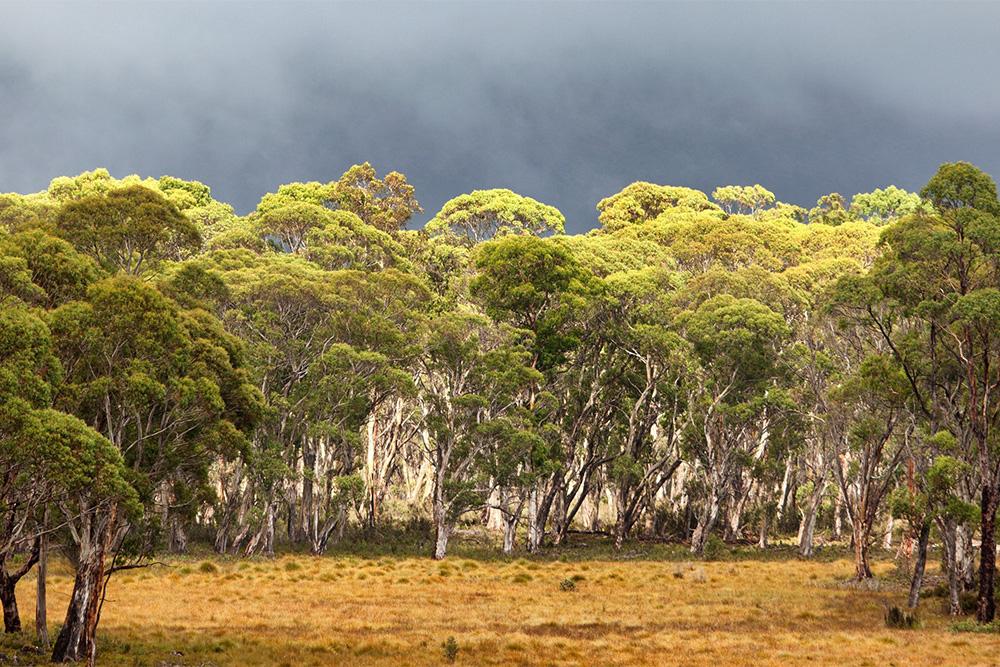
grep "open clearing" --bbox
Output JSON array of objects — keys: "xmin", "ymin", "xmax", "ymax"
[{"xmin": 4, "ymin": 547, "xmax": 998, "ymax": 666}]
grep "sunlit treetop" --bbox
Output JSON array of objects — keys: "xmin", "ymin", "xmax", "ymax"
[
  {"xmin": 849, "ymin": 185, "xmax": 928, "ymax": 224},
  {"xmin": 426, "ymin": 189, "xmax": 565, "ymax": 244},
  {"xmin": 712, "ymin": 184, "xmax": 776, "ymax": 216},
  {"xmin": 596, "ymin": 182, "xmax": 722, "ymax": 232}
]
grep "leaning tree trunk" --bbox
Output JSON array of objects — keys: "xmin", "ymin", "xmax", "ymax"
[
  {"xmin": 690, "ymin": 495, "xmax": 720, "ymax": 556},
  {"xmin": 52, "ymin": 507, "xmax": 117, "ymax": 665},
  {"xmin": 0, "ymin": 540, "xmax": 40, "ymax": 633},
  {"xmin": 976, "ymin": 485, "xmax": 997, "ymax": 623}
]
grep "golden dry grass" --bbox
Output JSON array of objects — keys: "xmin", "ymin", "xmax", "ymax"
[{"xmin": 7, "ymin": 552, "xmax": 1000, "ymax": 666}]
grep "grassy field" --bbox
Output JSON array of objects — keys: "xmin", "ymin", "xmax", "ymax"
[{"xmin": 3, "ymin": 541, "xmax": 998, "ymax": 666}]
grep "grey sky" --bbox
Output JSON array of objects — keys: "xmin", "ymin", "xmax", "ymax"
[{"xmin": 1, "ymin": 1, "xmax": 999, "ymax": 232}]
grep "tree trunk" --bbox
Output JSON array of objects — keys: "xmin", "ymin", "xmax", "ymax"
[
  {"xmin": 832, "ymin": 491, "xmax": 843, "ymax": 541},
  {"xmin": 526, "ymin": 487, "xmax": 542, "ymax": 553},
  {"xmin": 432, "ymin": 491, "xmax": 449, "ymax": 560},
  {"xmin": 301, "ymin": 445, "xmax": 316, "ymax": 542},
  {"xmin": 1, "ymin": 576, "xmax": 20, "ymax": 633},
  {"xmin": 798, "ymin": 482, "xmax": 824, "ymax": 558},
  {"xmin": 757, "ymin": 510, "xmax": 769, "ymax": 549},
  {"xmin": 52, "ymin": 507, "xmax": 117, "ymax": 665},
  {"xmin": 502, "ymin": 517, "xmax": 517, "ymax": 555},
  {"xmin": 433, "ymin": 520, "xmax": 449, "ymax": 561},
  {"xmin": 36, "ymin": 525, "xmax": 48, "ymax": 648},
  {"xmin": 882, "ymin": 512, "xmax": 894, "ymax": 550},
  {"xmin": 0, "ymin": 539, "xmax": 40, "ymax": 634},
  {"xmin": 853, "ymin": 518, "xmax": 873, "ymax": 580},
  {"xmin": 976, "ymin": 485, "xmax": 997, "ymax": 623},
  {"xmin": 690, "ymin": 496, "xmax": 720, "ymax": 555},
  {"xmin": 549, "ymin": 475, "xmax": 567, "ymax": 546},
  {"xmin": 907, "ymin": 519, "xmax": 931, "ymax": 609}
]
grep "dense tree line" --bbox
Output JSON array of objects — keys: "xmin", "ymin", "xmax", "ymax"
[{"xmin": 1, "ymin": 162, "xmax": 999, "ymax": 662}]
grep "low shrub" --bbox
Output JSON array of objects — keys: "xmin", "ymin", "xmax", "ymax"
[
  {"xmin": 442, "ymin": 636, "xmax": 459, "ymax": 663},
  {"xmin": 198, "ymin": 561, "xmax": 220, "ymax": 574},
  {"xmin": 884, "ymin": 606, "xmax": 918, "ymax": 629}
]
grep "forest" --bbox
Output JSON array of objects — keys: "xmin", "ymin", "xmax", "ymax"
[{"xmin": 2, "ymin": 161, "xmax": 1000, "ymax": 664}]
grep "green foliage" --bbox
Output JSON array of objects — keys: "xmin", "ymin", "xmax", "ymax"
[
  {"xmin": 427, "ymin": 189, "xmax": 565, "ymax": 242},
  {"xmin": 849, "ymin": 185, "xmax": 927, "ymax": 224},
  {"xmin": 471, "ymin": 235, "xmax": 595, "ymax": 369},
  {"xmin": 597, "ymin": 182, "xmax": 722, "ymax": 232},
  {"xmin": 884, "ymin": 606, "xmax": 919, "ymax": 629},
  {"xmin": 712, "ymin": 184, "xmax": 775, "ymax": 216},
  {"xmin": 441, "ymin": 636, "xmax": 459, "ymax": 663},
  {"xmin": 55, "ymin": 184, "xmax": 201, "ymax": 274},
  {"xmin": 808, "ymin": 193, "xmax": 853, "ymax": 226}
]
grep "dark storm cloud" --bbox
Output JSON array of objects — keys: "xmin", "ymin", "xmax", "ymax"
[{"xmin": 1, "ymin": 1, "xmax": 999, "ymax": 232}]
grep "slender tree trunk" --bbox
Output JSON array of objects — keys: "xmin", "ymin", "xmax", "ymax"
[
  {"xmin": 432, "ymin": 489, "xmax": 449, "ymax": 560},
  {"xmin": 907, "ymin": 519, "xmax": 931, "ymax": 609},
  {"xmin": 832, "ymin": 492, "xmax": 843, "ymax": 541},
  {"xmin": 526, "ymin": 487, "xmax": 542, "ymax": 553},
  {"xmin": 976, "ymin": 485, "xmax": 997, "ymax": 623},
  {"xmin": 882, "ymin": 512, "xmax": 894, "ymax": 550},
  {"xmin": 853, "ymin": 518, "xmax": 873, "ymax": 580},
  {"xmin": 941, "ymin": 521, "xmax": 963, "ymax": 615},
  {"xmin": 757, "ymin": 514, "xmax": 768, "ymax": 549},
  {"xmin": 613, "ymin": 509, "xmax": 626, "ymax": 550},
  {"xmin": 549, "ymin": 475, "xmax": 567, "ymax": 546}
]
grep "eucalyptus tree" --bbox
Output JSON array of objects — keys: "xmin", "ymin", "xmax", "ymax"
[
  {"xmin": 712, "ymin": 184, "xmax": 775, "ymax": 216},
  {"xmin": 0, "ymin": 235, "xmax": 116, "ymax": 639},
  {"xmin": 416, "ymin": 312, "xmax": 541, "ymax": 559},
  {"xmin": 890, "ymin": 445, "xmax": 978, "ymax": 610},
  {"xmin": 678, "ymin": 294, "xmax": 791, "ymax": 554},
  {"xmin": 206, "ymin": 248, "xmax": 430, "ymax": 549},
  {"xmin": 602, "ymin": 268, "xmax": 690, "ymax": 547},
  {"xmin": 470, "ymin": 236, "xmax": 598, "ymax": 549},
  {"xmin": 426, "ymin": 189, "xmax": 565, "ymax": 243},
  {"xmin": 328, "ymin": 162, "xmax": 422, "ymax": 232},
  {"xmin": 596, "ymin": 182, "xmax": 722, "ymax": 232},
  {"xmin": 849, "ymin": 186, "xmax": 928, "ymax": 225},
  {"xmin": 828, "ymin": 355, "xmax": 911, "ymax": 580},
  {"xmin": 0, "ymin": 304, "xmax": 59, "ymax": 633},
  {"xmin": 808, "ymin": 193, "xmax": 854, "ymax": 226},
  {"xmin": 45, "ymin": 274, "xmax": 260, "ymax": 658},
  {"xmin": 47, "ymin": 414, "xmax": 137, "ymax": 665},
  {"xmin": 835, "ymin": 162, "xmax": 1000, "ymax": 620},
  {"xmin": 55, "ymin": 185, "xmax": 201, "ymax": 275}
]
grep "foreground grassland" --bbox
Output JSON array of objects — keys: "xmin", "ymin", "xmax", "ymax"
[{"xmin": 4, "ymin": 545, "xmax": 998, "ymax": 666}]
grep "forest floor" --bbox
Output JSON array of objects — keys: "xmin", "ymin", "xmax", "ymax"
[{"xmin": 2, "ymin": 539, "xmax": 999, "ymax": 666}]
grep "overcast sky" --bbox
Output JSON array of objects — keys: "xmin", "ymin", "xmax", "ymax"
[{"xmin": 1, "ymin": 2, "xmax": 999, "ymax": 232}]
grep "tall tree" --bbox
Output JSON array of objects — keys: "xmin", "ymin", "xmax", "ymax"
[
  {"xmin": 426, "ymin": 189, "xmax": 565, "ymax": 243},
  {"xmin": 55, "ymin": 185, "xmax": 200, "ymax": 275}
]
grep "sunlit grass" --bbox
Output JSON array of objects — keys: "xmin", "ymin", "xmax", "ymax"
[{"xmin": 2, "ymin": 545, "xmax": 994, "ymax": 666}]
